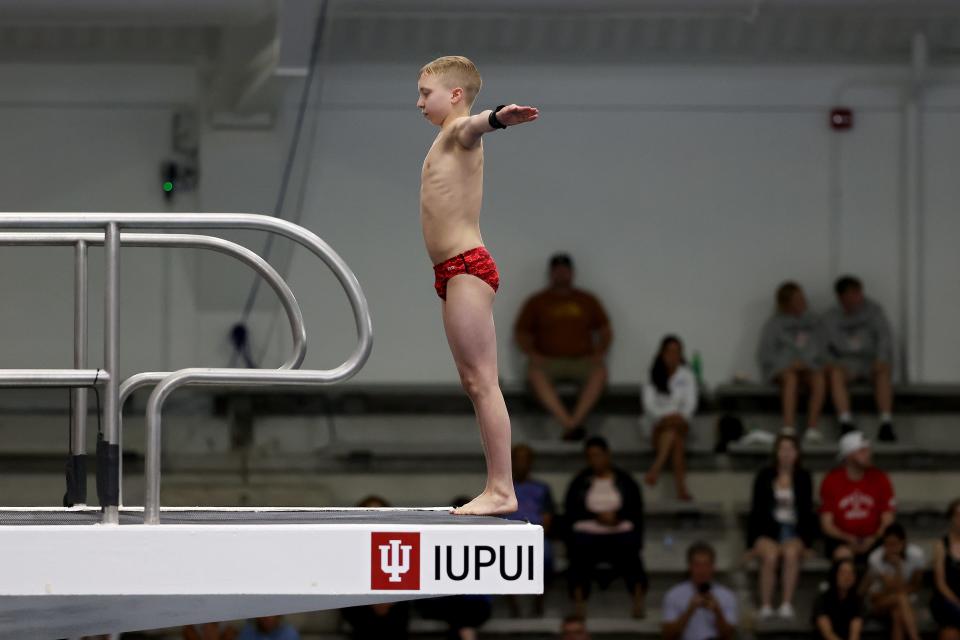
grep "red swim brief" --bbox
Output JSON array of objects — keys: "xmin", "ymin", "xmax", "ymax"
[{"xmin": 433, "ymin": 246, "xmax": 500, "ymax": 300}]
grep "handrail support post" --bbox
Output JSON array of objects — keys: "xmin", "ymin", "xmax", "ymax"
[{"xmin": 100, "ymin": 224, "xmax": 121, "ymax": 525}]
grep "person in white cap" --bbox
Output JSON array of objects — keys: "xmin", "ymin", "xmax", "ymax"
[{"xmin": 819, "ymin": 431, "xmax": 896, "ymax": 563}]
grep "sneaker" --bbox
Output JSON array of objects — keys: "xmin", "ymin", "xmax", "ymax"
[
  {"xmin": 777, "ymin": 602, "xmax": 796, "ymax": 619},
  {"xmin": 839, "ymin": 420, "xmax": 856, "ymax": 436},
  {"xmin": 758, "ymin": 605, "xmax": 775, "ymax": 620},
  {"xmin": 803, "ymin": 428, "xmax": 824, "ymax": 444},
  {"xmin": 878, "ymin": 421, "xmax": 897, "ymax": 442},
  {"xmin": 739, "ymin": 429, "xmax": 776, "ymax": 446}
]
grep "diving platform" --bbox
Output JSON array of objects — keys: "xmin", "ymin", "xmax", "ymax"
[
  {"xmin": 0, "ymin": 214, "xmax": 542, "ymax": 639},
  {"xmin": 0, "ymin": 507, "xmax": 543, "ymax": 639}
]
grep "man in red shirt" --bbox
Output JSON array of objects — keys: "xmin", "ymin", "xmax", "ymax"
[
  {"xmin": 819, "ymin": 431, "xmax": 896, "ymax": 562},
  {"xmin": 515, "ymin": 254, "xmax": 612, "ymax": 441}
]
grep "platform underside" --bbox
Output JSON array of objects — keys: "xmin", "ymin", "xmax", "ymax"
[{"xmin": 0, "ymin": 593, "xmax": 433, "ymax": 640}]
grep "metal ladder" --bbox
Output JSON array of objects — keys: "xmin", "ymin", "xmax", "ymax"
[{"xmin": 0, "ymin": 213, "xmax": 373, "ymax": 525}]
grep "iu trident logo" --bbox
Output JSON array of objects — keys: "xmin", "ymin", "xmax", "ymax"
[{"xmin": 371, "ymin": 532, "xmax": 420, "ymax": 590}]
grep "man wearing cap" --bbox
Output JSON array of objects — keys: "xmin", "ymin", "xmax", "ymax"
[
  {"xmin": 515, "ymin": 253, "xmax": 612, "ymax": 440},
  {"xmin": 819, "ymin": 431, "xmax": 896, "ymax": 562}
]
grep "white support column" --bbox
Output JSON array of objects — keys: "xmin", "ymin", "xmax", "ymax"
[{"xmin": 901, "ymin": 32, "xmax": 927, "ymax": 382}]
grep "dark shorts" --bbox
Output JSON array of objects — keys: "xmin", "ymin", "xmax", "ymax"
[
  {"xmin": 541, "ymin": 356, "xmax": 594, "ymax": 383},
  {"xmin": 823, "ymin": 534, "xmax": 879, "ymax": 567},
  {"xmin": 832, "ymin": 357, "xmax": 876, "ymax": 382},
  {"xmin": 932, "ymin": 595, "xmax": 960, "ymax": 629},
  {"xmin": 433, "ymin": 246, "xmax": 500, "ymax": 300},
  {"xmin": 567, "ymin": 530, "xmax": 648, "ymax": 597},
  {"xmin": 778, "ymin": 523, "xmax": 799, "ymax": 544}
]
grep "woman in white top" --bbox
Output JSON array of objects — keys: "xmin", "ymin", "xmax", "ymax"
[
  {"xmin": 865, "ymin": 523, "xmax": 925, "ymax": 640},
  {"xmin": 642, "ymin": 335, "xmax": 698, "ymax": 501}
]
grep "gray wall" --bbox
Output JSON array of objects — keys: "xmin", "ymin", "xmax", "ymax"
[{"xmin": 1, "ymin": 61, "xmax": 959, "ymax": 385}]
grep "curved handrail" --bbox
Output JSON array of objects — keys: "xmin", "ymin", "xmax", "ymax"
[
  {"xmin": 3, "ymin": 214, "xmax": 365, "ymax": 327},
  {"xmin": 0, "ymin": 232, "xmax": 307, "ymax": 373},
  {"xmin": 2, "ymin": 214, "xmax": 374, "ymax": 524},
  {"xmin": 0, "ymin": 231, "xmax": 310, "ymax": 510},
  {"xmin": 0, "ymin": 212, "xmax": 371, "ymax": 380}
]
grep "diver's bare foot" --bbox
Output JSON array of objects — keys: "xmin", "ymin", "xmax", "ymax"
[
  {"xmin": 677, "ymin": 488, "xmax": 693, "ymax": 501},
  {"xmin": 644, "ymin": 470, "xmax": 658, "ymax": 487},
  {"xmin": 452, "ymin": 490, "xmax": 518, "ymax": 516}
]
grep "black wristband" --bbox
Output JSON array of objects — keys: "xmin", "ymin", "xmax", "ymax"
[{"xmin": 488, "ymin": 105, "xmax": 507, "ymax": 130}]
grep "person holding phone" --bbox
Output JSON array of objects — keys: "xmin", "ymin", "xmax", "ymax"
[{"xmin": 662, "ymin": 541, "xmax": 738, "ymax": 640}]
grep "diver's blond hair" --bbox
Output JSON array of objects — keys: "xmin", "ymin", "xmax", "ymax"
[{"xmin": 418, "ymin": 55, "xmax": 482, "ymax": 108}]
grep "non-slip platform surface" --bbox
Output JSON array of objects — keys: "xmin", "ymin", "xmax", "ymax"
[{"xmin": 0, "ymin": 507, "xmax": 520, "ymax": 526}]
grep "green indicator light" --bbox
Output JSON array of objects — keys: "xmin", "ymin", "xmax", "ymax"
[{"xmin": 163, "ymin": 181, "xmax": 174, "ymax": 192}]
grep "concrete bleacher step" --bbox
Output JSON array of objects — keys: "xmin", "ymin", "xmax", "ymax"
[
  {"xmin": 714, "ymin": 383, "xmax": 960, "ymax": 413},
  {"xmin": 408, "ymin": 615, "xmax": 661, "ymax": 638},
  {"xmin": 733, "ymin": 500, "xmax": 954, "ymax": 528},
  {"xmin": 211, "ymin": 384, "xmax": 645, "ymax": 417},
  {"xmin": 7, "ymin": 388, "xmax": 960, "ymax": 475},
  {"xmin": 752, "ymin": 609, "xmax": 938, "ymax": 638}
]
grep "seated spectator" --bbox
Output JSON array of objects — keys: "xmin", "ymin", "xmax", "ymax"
[
  {"xmin": 564, "ymin": 436, "xmax": 647, "ymax": 618},
  {"xmin": 342, "ymin": 602, "xmax": 409, "ymax": 640},
  {"xmin": 864, "ymin": 523, "xmax": 924, "ymax": 640},
  {"xmin": 237, "ymin": 617, "xmax": 298, "ymax": 640},
  {"xmin": 559, "ymin": 614, "xmax": 591, "ymax": 640},
  {"xmin": 183, "ymin": 623, "xmax": 237, "ymax": 640},
  {"xmin": 747, "ymin": 433, "xmax": 816, "ymax": 620},
  {"xmin": 819, "ymin": 431, "xmax": 895, "ymax": 563},
  {"xmin": 662, "ymin": 541, "xmax": 737, "ymax": 640},
  {"xmin": 515, "ymin": 253, "xmax": 612, "ymax": 440},
  {"xmin": 505, "ymin": 444, "xmax": 555, "ymax": 616},
  {"xmin": 813, "ymin": 559, "xmax": 864, "ymax": 640},
  {"xmin": 931, "ymin": 498, "xmax": 960, "ymax": 640},
  {"xmin": 824, "ymin": 275, "xmax": 897, "ymax": 441},
  {"xmin": 356, "ymin": 495, "xmax": 389, "ymax": 509},
  {"xmin": 757, "ymin": 281, "xmax": 827, "ymax": 443},
  {"xmin": 341, "ymin": 496, "xmax": 411, "ymax": 639},
  {"xmin": 642, "ymin": 335, "xmax": 697, "ymax": 501},
  {"xmin": 418, "ymin": 595, "xmax": 491, "ymax": 640}
]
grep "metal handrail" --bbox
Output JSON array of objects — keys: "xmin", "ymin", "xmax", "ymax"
[
  {"xmin": 0, "ymin": 230, "xmax": 311, "ymax": 510},
  {"xmin": 0, "ymin": 232, "xmax": 308, "ymax": 373},
  {"xmin": 0, "ymin": 370, "xmax": 109, "ymax": 387},
  {"xmin": 1, "ymin": 213, "xmax": 373, "ymax": 524}
]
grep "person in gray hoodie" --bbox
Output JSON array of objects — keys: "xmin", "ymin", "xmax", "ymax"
[
  {"xmin": 823, "ymin": 276, "xmax": 896, "ymax": 442},
  {"xmin": 757, "ymin": 282, "xmax": 827, "ymax": 444}
]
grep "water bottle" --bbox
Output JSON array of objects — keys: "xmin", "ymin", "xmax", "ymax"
[{"xmin": 691, "ymin": 350, "xmax": 704, "ymax": 387}]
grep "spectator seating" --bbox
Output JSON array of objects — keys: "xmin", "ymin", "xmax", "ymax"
[{"xmin": 2, "ymin": 382, "xmax": 959, "ymax": 638}]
